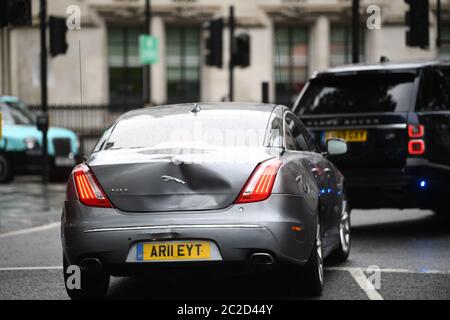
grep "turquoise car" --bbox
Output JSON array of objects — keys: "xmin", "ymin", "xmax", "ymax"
[{"xmin": 0, "ymin": 96, "xmax": 80, "ymax": 183}]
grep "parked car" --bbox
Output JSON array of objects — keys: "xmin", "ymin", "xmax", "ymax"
[
  {"xmin": 0, "ymin": 96, "xmax": 80, "ymax": 182},
  {"xmin": 293, "ymin": 60, "xmax": 450, "ymax": 214},
  {"xmin": 61, "ymin": 103, "xmax": 350, "ymax": 299}
]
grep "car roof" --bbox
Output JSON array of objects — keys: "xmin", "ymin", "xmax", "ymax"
[
  {"xmin": 0, "ymin": 96, "xmax": 20, "ymax": 103},
  {"xmin": 314, "ymin": 59, "xmax": 450, "ymax": 78},
  {"xmin": 119, "ymin": 102, "xmax": 279, "ymax": 120}
]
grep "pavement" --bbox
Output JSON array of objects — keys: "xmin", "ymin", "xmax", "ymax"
[{"xmin": 1, "ymin": 177, "xmax": 450, "ymax": 300}]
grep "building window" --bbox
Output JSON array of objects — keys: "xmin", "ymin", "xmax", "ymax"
[
  {"xmin": 274, "ymin": 26, "xmax": 309, "ymax": 106},
  {"xmin": 166, "ymin": 26, "xmax": 201, "ymax": 104},
  {"xmin": 440, "ymin": 26, "xmax": 450, "ymax": 58},
  {"xmin": 330, "ymin": 25, "xmax": 365, "ymax": 67},
  {"xmin": 108, "ymin": 26, "xmax": 144, "ymax": 110}
]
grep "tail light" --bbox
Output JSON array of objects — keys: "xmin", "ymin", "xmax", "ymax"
[
  {"xmin": 407, "ymin": 124, "xmax": 425, "ymax": 156},
  {"xmin": 72, "ymin": 164, "xmax": 112, "ymax": 208},
  {"xmin": 235, "ymin": 158, "xmax": 283, "ymax": 204},
  {"xmin": 408, "ymin": 124, "xmax": 424, "ymax": 138},
  {"xmin": 408, "ymin": 140, "xmax": 426, "ymax": 155}
]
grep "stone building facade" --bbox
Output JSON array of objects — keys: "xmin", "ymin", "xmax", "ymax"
[{"xmin": 0, "ymin": 0, "xmax": 449, "ymax": 109}]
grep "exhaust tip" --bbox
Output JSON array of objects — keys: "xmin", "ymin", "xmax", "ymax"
[
  {"xmin": 250, "ymin": 253, "xmax": 275, "ymax": 265},
  {"xmin": 79, "ymin": 258, "xmax": 103, "ymax": 272}
]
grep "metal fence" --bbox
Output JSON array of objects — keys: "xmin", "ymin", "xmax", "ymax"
[{"xmin": 28, "ymin": 105, "xmax": 122, "ymax": 155}]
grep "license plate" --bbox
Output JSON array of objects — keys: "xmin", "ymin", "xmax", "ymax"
[
  {"xmin": 136, "ymin": 241, "xmax": 211, "ymax": 261},
  {"xmin": 325, "ymin": 130, "xmax": 368, "ymax": 142},
  {"xmin": 55, "ymin": 156, "xmax": 75, "ymax": 167}
]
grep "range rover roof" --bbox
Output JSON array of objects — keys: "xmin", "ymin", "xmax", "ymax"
[{"xmin": 313, "ymin": 59, "xmax": 450, "ymax": 78}]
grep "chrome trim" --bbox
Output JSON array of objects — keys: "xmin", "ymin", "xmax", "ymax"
[
  {"xmin": 84, "ymin": 224, "xmax": 265, "ymax": 234},
  {"xmin": 308, "ymin": 124, "xmax": 407, "ymax": 131}
]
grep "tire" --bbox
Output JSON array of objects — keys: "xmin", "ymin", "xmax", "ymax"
[
  {"xmin": 288, "ymin": 217, "xmax": 324, "ymax": 297},
  {"xmin": 329, "ymin": 196, "xmax": 351, "ymax": 263},
  {"xmin": 301, "ymin": 219, "xmax": 324, "ymax": 296},
  {"xmin": 0, "ymin": 153, "xmax": 14, "ymax": 183},
  {"xmin": 49, "ymin": 168, "xmax": 72, "ymax": 183},
  {"xmin": 63, "ymin": 256, "xmax": 110, "ymax": 300}
]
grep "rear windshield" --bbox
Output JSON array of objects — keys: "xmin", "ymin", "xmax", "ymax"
[
  {"xmin": 296, "ymin": 72, "xmax": 417, "ymax": 115},
  {"xmin": 103, "ymin": 110, "xmax": 270, "ymax": 151}
]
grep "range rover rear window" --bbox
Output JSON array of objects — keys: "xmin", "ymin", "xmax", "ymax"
[{"xmin": 296, "ymin": 72, "xmax": 417, "ymax": 115}]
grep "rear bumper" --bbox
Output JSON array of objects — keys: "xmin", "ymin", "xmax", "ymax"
[
  {"xmin": 61, "ymin": 194, "xmax": 318, "ymax": 277},
  {"xmin": 344, "ymin": 158, "xmax": 450, "ymax": 209}
]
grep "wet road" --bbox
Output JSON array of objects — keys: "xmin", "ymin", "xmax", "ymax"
[{"xmin": 1, "ymin": 178, "xmax": 450, "ymax": 300}]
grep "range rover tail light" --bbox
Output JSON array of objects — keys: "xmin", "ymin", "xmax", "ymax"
[
  {"xmin": 408, "ymin": 124, "xmax": 425, "ymax": 156},
  {"xmin": 408, "ymin": 139, "xmax": 425, "ymax": 155},
  {"xmin": 408, "ymin": 124, "xmax": 425, "ymax": 138}
]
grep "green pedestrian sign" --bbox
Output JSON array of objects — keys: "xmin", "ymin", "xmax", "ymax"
[{"xmin": 139, "ymin": 35, "xmax": 159, "ymax": 65}]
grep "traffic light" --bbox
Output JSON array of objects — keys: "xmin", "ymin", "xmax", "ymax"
[
  {"xmin": 205, "ymin": 18, "xmax": 223, "ymax": 68},
  {"xmin": 49, "ymin": 16, "xmax": 68, "ymax": 57},
  {"xmin": 0, "ymin": 0, "xmax": 32, "ymax": 27},
  {"xmin": 233, "ymin": 33, "xmax": 251, "ymax": 68},
  {"xmin": 405, "ymin": 0, "xmax": 429, "ymax": 48}
]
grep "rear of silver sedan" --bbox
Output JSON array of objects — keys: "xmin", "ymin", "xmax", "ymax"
[
  {"xmin": 61, "ymin": 156, "xmax": 318, "ymax": 293},
  {"xmin": 61, "ymin": 104, "xmax": 324, "ymax": 299}
]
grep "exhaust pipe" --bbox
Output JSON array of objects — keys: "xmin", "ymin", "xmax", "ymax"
[
  {"xmin": 249, "ymin": 253, "xmax": 275, "ymax": 265},
  {"xmin": 79, "ymin": 258, "xmax": 103, "ymax": 273}
]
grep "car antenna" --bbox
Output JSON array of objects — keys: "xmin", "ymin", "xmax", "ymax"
[{"xmin": 191, "ymin": 104, "xmax": 201, "ymax": 114}]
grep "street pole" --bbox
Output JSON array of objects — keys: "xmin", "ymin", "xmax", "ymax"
[
  {"xmin": 143, "ymin": 0, "xmax": 152, "ymax": 106},
  {"xmin": 437, "ymin": 0, "xmax": 442, "ymax": 49},
  {"xmin": 229, "ymin": 6, "xmax": 235, "ymax": 102},
  {"xmin": 40, "ymin": 0, "xmax": 49, "ymax": 184},
  {"xmin": 352, "ymin": 0, "xmax": 360, "ymax": 64},
  {"xmin": 262, "ymin": 82, "xmax": 269, "ymax": 103}
]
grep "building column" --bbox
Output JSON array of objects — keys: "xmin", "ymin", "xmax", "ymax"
[
  {"xmin": 310, "ymin": 15, "xmax": 330, "ymax": 76},
  {"xmin": 151, "ymin": 16, "xmax": 166, "ymax": 105},
  {"xmin": 0, "ymin": 28, "xmax": 11, "ymax": 94}
]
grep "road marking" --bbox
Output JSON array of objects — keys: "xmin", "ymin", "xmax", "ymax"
[
  {"xmin": 0, "ymin": 222, "xmax": 60, "ymax": 239},
  {"xmin": 326, "ymin": 266, "xmax": 450, "ymax": 275},
  {"xmin": 0, "ymin": 266, "xmax": 63, "ymax": 271},
  {"xmin": 348, "ymin": 268, "xmax": 384, "ymax": 300}
]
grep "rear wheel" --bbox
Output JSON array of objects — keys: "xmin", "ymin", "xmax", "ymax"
[
  {"xmin": 0, "ymin": 153, "xmax": 14, "ymax": 183},
  {"xmin": 329, "ymin": 197, "xmax": 351, "ymax": 262},
  {"xmin": 301, "ymin": 219, "xmax": 324, "ymax": 296},
  {"xmin": 49, "ymin": 168, "xmax": 72, "ymax": 183},
  {"xmin": 288, "ymin": 217, "xmax": 324, "ymax": 297},
  {"xmin": 63, "ymin": 256, "xmax": 110, "ymax": 300}
]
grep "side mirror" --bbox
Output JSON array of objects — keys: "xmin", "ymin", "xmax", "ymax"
[{"xmin": 326, "ymin": 138, "xmax": 348, "ymax": 156}]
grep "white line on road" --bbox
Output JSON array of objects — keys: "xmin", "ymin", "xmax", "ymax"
[
  {"xmin": 0, "ymin": 266, "xmax": 63, "ymax": 271},
  {"xmin": 0, "ymin": 222, "xmax": 60, "ymax": 239},
  {"xmin": 348, "ymin": 268, "xmax": 384, "ymax": 301},
  {"xmin": 326, "ymin": 266, "xmax": 450, "ymax": 275}
]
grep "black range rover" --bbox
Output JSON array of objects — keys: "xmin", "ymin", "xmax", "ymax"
[{"xmin": 293, "ymin": 60, "xmax": 450, "ymax": 214}]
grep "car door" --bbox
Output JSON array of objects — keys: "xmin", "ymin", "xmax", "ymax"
[
  {"xmin": 284, "ymin": 111, "xmax": 338, "ymax": 249},
  {"xmin": 415, "ymin": 66, "xmax": 450, "ymax": 169}
]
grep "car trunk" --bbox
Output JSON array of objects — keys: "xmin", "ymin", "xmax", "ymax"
[{"xmin": 88, "ymin": 147, "xmax": 273, "ymax": 213}]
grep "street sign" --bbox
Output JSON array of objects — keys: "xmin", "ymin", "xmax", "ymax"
[{"xmin": 139, "ymin": 35, "xmax": 159, "ymax": 65}]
